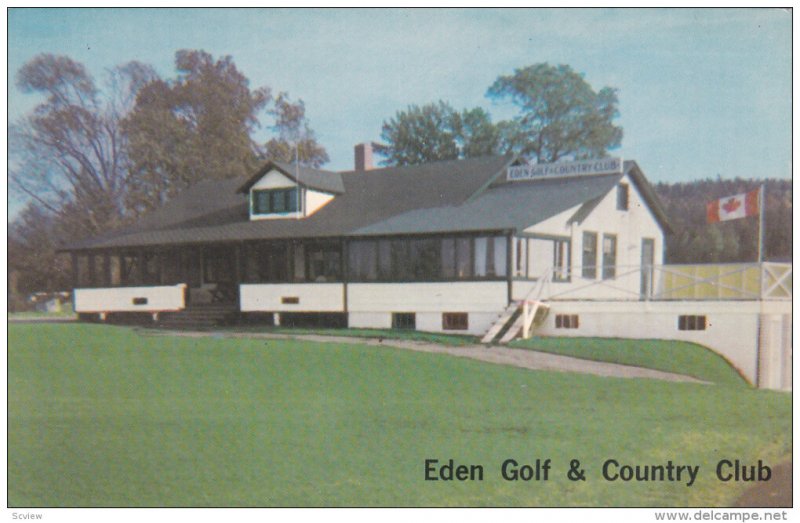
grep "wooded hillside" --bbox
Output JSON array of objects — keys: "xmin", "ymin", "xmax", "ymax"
[{"xmin": 653, "ymin": 178, "xmax": 791, "ymax": 263}]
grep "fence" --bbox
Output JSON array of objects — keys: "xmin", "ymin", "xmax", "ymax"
[{"xmin": 531, "ymin": 262, "xmax": 791, "ymax": 301}]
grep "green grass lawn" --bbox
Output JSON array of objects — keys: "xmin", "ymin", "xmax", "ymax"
[
  {"xmin": 9, "ymin": 323, "xmax": 790, "ymax": 507},
  {"xmin": 510, "ymin": 337, "xmax": 748, "ymax": 387},
  {"xmin": 224, "ymin": 326, "xmax": 478, "ymax": 346},
  {"xmin": 9, "ymin": 306, "xmax": 76, "ymax": 319}
]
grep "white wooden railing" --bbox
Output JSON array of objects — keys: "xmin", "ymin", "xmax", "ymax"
[{"xmin": 520, "ymin": 262, "xmax": 791, "ymax": 301}]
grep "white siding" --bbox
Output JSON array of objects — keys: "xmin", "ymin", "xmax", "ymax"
[
  {"xmin": 251, "ymin": 169, "xmax": 291, "ymax": 190},
  {"xmin": 74, "ymin": 285, "xmax": 186, "ymax": 313},
  {"xmin": 521, "ymin": 173, "xmax": 665, "ymax": 300},
  {"xmin": 347, "ymin": 282, "xmax": 507, "ymax": 335},
  {"xmin": 240, "ymin": 283, "xmax": 345, "ymax": 312},
  {"xmin": 305, "ymin": 190, "xmax": 335, "ymax": 216},
  {"xmin": 347, "ymin": 282, "xmax": 507, "ymax": 312}
]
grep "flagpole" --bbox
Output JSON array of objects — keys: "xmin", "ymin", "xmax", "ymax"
[
  {"xmin": 295, "ymin": 141, "xmax": 300, "ymax": 219},
  {"xmin": 757, "ymin": 184, "xmax": 765, "ymax": 263}
]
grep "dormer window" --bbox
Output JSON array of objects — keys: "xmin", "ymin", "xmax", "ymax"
[
  {"xmin": 239, "ymin": 162, "xmax": 343, "ymax": 221},
  {"xmin": 252, "ymin": 187, "xmax": 301, "ymax": 215}
]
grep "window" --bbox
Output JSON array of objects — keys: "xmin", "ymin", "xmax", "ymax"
[
  {"xmin": 410, "ymin": 239, "xmax": 441, "ymax": 279},
  {"xmin": 160, "ymin": 251, "xmax": 182, "ymax": 284},
  {"xmin": 307, "ymin": 243, "xmax": 341, "ymax": 282},
  {"xmin": 120, "ymin": 253, "xmax": 140, "ymax": 286},
  {"xmin": 455, "ymin": 237, "xmax": 472, "ymax": 278},
  {"xmin": 252, "ymin": 187, "xmax": 299, "ymax": 215},
  {"xmin": 555, "ymin": 314, "xmax": 579, "ymax": 329},
  {"xmin": 346, "ymin": 235, "xmax": 507, "ymax": 282},
  {"xmin": 678, "ymin": 315, "xmax": 707, "ymax": 331},
  {"xmin": 92, "ymin": 254, "xmax": 110, "ymax": 287},
  {"xmin": 244, "ymin": 242, "xmax": 289, "ymax": 283},
  {"xmin": 473, "ymin": 236, "xmax": 507, "ymax": 277},
  {"xmin": 441, "ymin": 238, "xmax": 456, "ymax": 278},
  {"xmin": 392, "ymin": 313, "xmax": 416, "ymax": 330},
  {"xmin": 582, "ymin": 232, "xmax": 598, "ymax": 279},
  {"xmin": 553, "ymin": 239, "xmax": 570, "ymax": 282},
  {"xmin": 527, "ymin": 238, "xmax": 537, "ymax": 278},
  {"xmin": 109, "ymin": 255, "xmax": 122, "ymax": 286},
  {"xmin": 443, "ymin": 312, "xmax": 468, "ymax": 331},
  {"xmin": 348, "ymin": 240, "xmax": 378, "ymax": 281},
  {"xmin": 377, "ymin": 240, "xmax": 392, "ymax": 280},
  {"xmin": 617, "ymin": 183, "xmax": 629, "ymax": 211},
  {"xmin": 76, "ymin": 254, "xmax": 91, "ymax": 287},
  {"xmin": 474, "ymin": 237, "xmax": 488, "ymax": 277},
  {"xmin": 142, "ymin": 252, "xmax": 160, "ymax": 285},
  {"xmin": 76, "ymin": 253, "xmax": 108, "ymax": 288},
  {"xmin": 514, "ymin": 237, "xmax": 527, "ymax": 277},
  {"xmin": 203, "ymin": 249, "xmax": 233, "ymax": 284},
  {"xmin": 489, "ymin": 236, "xmax": 508, "ymax": 277},
  {"xmin": 390, "ymin": 239, "xmax": 412, "ymax": 280},
  {"xmin": 602, "ymin": 234, "xmax": 617, "ymax": 280}
]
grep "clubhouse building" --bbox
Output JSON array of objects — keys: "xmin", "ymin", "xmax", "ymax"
[{"xmin": 64, "ymin": 145, "xmax": 792, "ymax": 390}]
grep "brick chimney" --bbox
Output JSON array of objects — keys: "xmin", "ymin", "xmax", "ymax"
[{"xmin": 354, "ymin": 142, "xmax": 374, "ymax": 171}]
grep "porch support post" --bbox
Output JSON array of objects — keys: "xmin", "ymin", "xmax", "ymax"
[
  {"xmin": 103, "ymin": 252, "xmax": 111, "ymax": 287},
  {"xmin": 506, "ymin": 230, "xmax": 513, "ymax": 304},
  {"xmin": 234, "ymin": 243, "xmax": 242, "ymax": 284},
  {"xmin": 71, "ymin": 252, "xmax": 78, "ymax": 289},
  {"xmin": 137, "ymin": 249, "xmax": 145, "ymax": 285},
  {"xmin": 87, "ymin": 253, "xmax": 96, "ymax": 288}
]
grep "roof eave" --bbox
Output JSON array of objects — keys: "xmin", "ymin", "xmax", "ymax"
[
  {"xmin": 237, "ymin": 161, "xmax": 345, "ymax": 195},
  {"xmin": 624, "ymin": 161, "xmax": 673, "ymax": 234}
]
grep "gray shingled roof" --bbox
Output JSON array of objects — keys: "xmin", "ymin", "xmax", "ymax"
[
  {"xmin": 63, "ymin": 155, "xmax": 670, "ymax": 251},
  {"xmin": 353, "ymin": 172, "xmax": 624, "ymax": 236}
]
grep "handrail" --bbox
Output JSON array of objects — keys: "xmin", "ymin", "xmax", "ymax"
[{"xmin": 521, "ymin": 267, "xmax": 553, "ymax": 303}]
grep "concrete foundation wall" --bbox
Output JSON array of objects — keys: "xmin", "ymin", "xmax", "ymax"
[
  {"xmin": 536, "ymin": 300, "xmax": 791, "ymax": 389},
  {"xmin": 348, "ymin": 311, "xmax": 498, "ymax": 336},
  {"xmin": 758, "ymin": 313, "xmax": 793, "ymax": 391},
  {"xmin": 348, "ymin": 312, "xmax": 392, "ymax": 330}
]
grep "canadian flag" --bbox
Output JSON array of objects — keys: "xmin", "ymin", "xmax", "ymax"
[{"xmin": 707, "ymin": 189, "xmax": 760, "ymax": 223}]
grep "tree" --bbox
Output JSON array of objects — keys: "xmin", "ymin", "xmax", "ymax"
[
  {"xmin": 451, "ymin": 107, "xmax": 501, "ymax": 159},
  {"xmin": 9, "ymin": 202, "xmax": 73, "ymax": 297},
  {"xmin": 124, "ymin": 50, "xmax": 329, "ymax": 214},
  {"xmin": 10, "ymin": 54, "xmax": 158, "ymax": 235},
  {"xmin": 654, "ymin": 178, "xmax": 792, "ymax": 263},
  {"xmin": 375, "ymin": 101, "xmax": 500, "ymax": 166},
  {"xmin": 487, "ymin": 63, "xmax": 622, "ymax": 162},
  {"xmin": 123, "ymin": 50, "xmax": 269, "ymax": 213},
  {"xmin": 264, "ymin": 92, "xmax": 330, "ymax": 167}
]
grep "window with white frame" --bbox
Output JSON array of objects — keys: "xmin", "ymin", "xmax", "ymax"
[
  {"xmin": 582, "ymin": 232, "xmax": 598, "ymax": 279},
  {"xmin": 602, "ymin": 234, "xmax": 617, "ymax": 280},
  {"xmin": 252, "ymin": 187, "xmax": 300, "ymax": 215},
  {"xmin": 553, "ymin": 239, "xmax": 570, "ymax": 282}
]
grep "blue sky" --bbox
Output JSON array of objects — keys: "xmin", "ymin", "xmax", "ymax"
[{"xmin": 7, "ymin": 8, "xmax": 791, "ymax": 214}]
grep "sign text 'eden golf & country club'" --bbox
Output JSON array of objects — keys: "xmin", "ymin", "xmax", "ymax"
[{"xmin": 507, "ymin": 157, "xmax": 623, "ymax": 181}]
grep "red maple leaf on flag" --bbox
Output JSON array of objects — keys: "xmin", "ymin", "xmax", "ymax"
[{"xmin": 722, "ymin": 197, "xmax": 741, "ymax": 214}]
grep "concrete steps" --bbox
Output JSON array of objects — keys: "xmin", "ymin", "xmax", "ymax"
[{"xmin": 158, "ymin": 304, "xmax": 239, "ymax": 329}]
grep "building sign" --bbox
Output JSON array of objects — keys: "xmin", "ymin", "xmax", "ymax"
[{"xmin": 507, "ymin": 157, "xmax": 623, "ymax": 181}]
